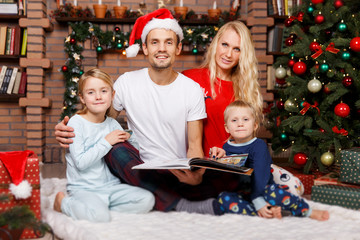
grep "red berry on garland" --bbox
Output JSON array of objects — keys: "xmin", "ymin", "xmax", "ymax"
[
  {"xmin": 61, "ymin": 65, "xmax": 68, "ymax": 72},
  {"xmin": 297, "ymin": 11, "xmax": 304, "ymax": 18},
  {"xmin": 277, "ymin": 100, "xmax": 285, "ymax": 110},
  {"xmin": 312, "ymin": 0, "xmax": 324, "ymax": 4},
  {"xmin": 114, "ymin": 26, "xmax": 120, "ymax": 32},
  {"xmin": 319, "ymin": 128, "xmax": 325, "ymax": 133},
  {"xmin": 334, "ymin": 102, "xmax": 350, "ymax": 117},
  {"xmin": 323, "ymin": 84, "xmax": 331, "ymax": 94},
  {"xmin": 288, "ymin": 59, "xmax": 295, "ymax": 68},
  {"xmin": 285, "ymin": 37, "xmax": 295, "ymax": 47},
  {"xmin": 334, "ymin": 0, "xmax": 344, "ymax": 9},
  {"xmin": 294, "ymin": 152, "xmax": 307, "ymax": 165},
  {"xmin": 342, "ymin": 76, "xmax": 353, "ymax": 87},
  {"xmin": 292, "ymin": 61, "xmax": 307, "ymax": 75},
  {"xmin": 284, "ymin": 18, "xmax": 293, "ymax": 27},
  {"xmin": 315, "ymin": 13, "xmax": 325, "ymax": 24},
  {"xmin": 70, "ymin": 38, "xmax": 76, "ymax": 44},
  {"xmin": 350, "ymin": 37, "xmax": 360, "ymax": 52},
  {"xmin": 309, "ymin": 41, "xmax": 321, "ymax": 52}
]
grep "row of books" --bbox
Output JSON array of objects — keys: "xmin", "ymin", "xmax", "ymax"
[
  {"xmin": 268, "ymin": 0, "xmax": 302, "ymax": 16},
  {"xmin": 0, "ymin": 0, "xmax": 26, "ymax": 15},
  {"xmin": 0, "ymin": 26, "xmax": 27, "ymax": 56},
  {"xmin": 0, "ymin": 66, "xmax": 27, "ymax": 94},
  {"xmin": 267, "ymin": 24, "xmax": 288, "ymax": 53}
]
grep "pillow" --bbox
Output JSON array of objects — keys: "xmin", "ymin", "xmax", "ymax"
[{"xmin": 271, "ymin": 164, "xmax": 304, "ymax": 196}]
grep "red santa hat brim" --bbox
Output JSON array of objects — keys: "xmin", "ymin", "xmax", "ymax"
[{"xmin": 126, "ymin": 8, "xmax": 183, "ymax": 58}]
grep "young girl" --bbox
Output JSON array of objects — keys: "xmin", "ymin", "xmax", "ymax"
[
  {"xmin": 210, "ymin": 100, "xmax": 329, "ymax": 221},
  {"xmin": 53, "ymin": 68, "xmax": 155, "ymax": 222}
]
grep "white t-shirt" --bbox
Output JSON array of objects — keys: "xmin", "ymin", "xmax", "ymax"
[{"xmin": 113, "ymin": 68, "xmax": 207, "ymax": 162}]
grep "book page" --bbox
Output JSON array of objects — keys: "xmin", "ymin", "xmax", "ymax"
[{"xmin": 132, "ymin": 158, "xmax": 191, "ymax": 170}]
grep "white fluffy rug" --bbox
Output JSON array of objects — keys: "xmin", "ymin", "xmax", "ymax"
[{"xmin": 41, "ymin": 178, "xmax": 360, "ymax": 240}]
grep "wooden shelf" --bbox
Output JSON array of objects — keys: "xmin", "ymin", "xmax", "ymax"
[
  {"xmin": 0, "ymin": 94, "xmax": 25, "ymax": 102},
  {"xmin": 55, "ymin": 17, "xmax": 221, "ymax": 26},
  {"xmin": 0, "ymin": 15, "xmax": 25, "ymax": 21}
]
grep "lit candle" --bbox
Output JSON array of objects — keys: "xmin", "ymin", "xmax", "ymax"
[
  {"xmin": 179, "ymin": 0, "xmax": 183, "ymax": 7},
  {"xmin": 213, "ymin": 1, "xmax": 217, "ymax": 9},
  {"xmin": 232, "ymin": 0, "xmax": 239, "ymax": 9},
  {"xmin": 117, "ymin": 0, "xmax": 121, "ymax": 6},
  {"xmin": 98, "ymin": 0, "xmax": 101, "ymax": 4},
  {"xmin": 74, "ymin": 0, "xmax": 77, "ymax": 6}
]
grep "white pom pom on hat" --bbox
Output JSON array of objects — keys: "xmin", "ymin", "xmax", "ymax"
[{"xmin": 126, "ymin": 8, "xmax": 184, "ymax": 58}]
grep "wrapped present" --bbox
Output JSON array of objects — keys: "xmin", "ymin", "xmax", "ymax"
[
  {"xmin": 0, "ymin": 151, "xmax": 41, "ymax": 239},
  {"xmin": 340, "ymin": 148, "xmax": 360, "ymax": 185},
  {"xmin": 314, "ymin": 172, "xmax": 360, "ymax": 187},
  {"xmin": 282, "ymin": 166, "xmax": 314, "ymax": 195},
  {"xmin": 311, "ymin": 184, "xmax": 360, "ymax": 210}
]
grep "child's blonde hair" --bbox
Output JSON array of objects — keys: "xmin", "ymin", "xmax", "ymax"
[
  {"xmin": 77, "ymin": 68, "xmax": 114, "ymax": 116},
  {"xmin": 224, "ymin": 100, "xmax": 262, "ymax": 136}
]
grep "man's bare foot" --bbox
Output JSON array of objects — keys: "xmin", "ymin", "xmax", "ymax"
[
  {"xmin": 54, "ymin": 192, "xmax": 65, "ymax": 212},
  {"xmin": 310, "ymin": 209, "xmax": 330, "ymax": 221},
  {"xmin": 271, "ymin": 206, "xmax": 282, "ymax": 219}
]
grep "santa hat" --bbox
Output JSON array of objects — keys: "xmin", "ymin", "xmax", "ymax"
[
  {"xmin": 126, "ymin": 8, "xmax": 184, "ymax": 58},
  {"xmin": 0, "ymin": 150, "xmax": 34, "ymax": 199}
]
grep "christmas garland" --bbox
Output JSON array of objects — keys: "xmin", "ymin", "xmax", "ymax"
[{"xmin": 59, "ymin": 12, "xmax": 235, "ymax": 119}]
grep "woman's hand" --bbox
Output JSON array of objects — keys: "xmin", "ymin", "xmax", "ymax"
[
  {"xmin": 105, "ymin": 130, "xmax": 131, "ymax": 145},
  {"xmin": 55, "ymin": 116, "xmax": 75, "ymax": 148},
  {"xmin": 169, "ymin": 168, "xmax": 206, "ymax": 186},
  {"xmin": 209, "ymin": 147, "xmax": 226, "ymax": 158}
]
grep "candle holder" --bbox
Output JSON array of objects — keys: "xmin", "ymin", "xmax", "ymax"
[
  {"xmin": 113, "ymin": 5, "xmax": 127, "ymax": 18},
  {"xmin": 208, "ymin": 8, "xmax": 221, "ymax": 19},
  {"xmin": 93, "ymin": 4, "xmax": 107, "ymax": 18},
  {"xmin": 174, "ymin": 6, "xmax": 188, "ymax": 19}
]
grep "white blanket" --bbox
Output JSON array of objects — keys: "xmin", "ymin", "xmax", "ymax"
[{"xmin": 41, "ymin": 178, "xmax": 360, "ymax": 240}]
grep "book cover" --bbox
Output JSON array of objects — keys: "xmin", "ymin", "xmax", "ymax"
[
  {"xmin": 18, "ymin": 71, "xmax": 27, "ymax": 94},
  {"xmin": 9, "ymin": 27, "xmax": 15, "ymax": 55},
  {"xmin": 5, "ymin": 27, "xmax": 12, "ymax": 55},
  {"xmin": 0, "ymin": 65, "xmax": 7, "ymax": 89},
  {"xmin": 6, "ymin": 67, "xmax": 18, "ymax": 94},
  {"xmin": 20, "ymin": 28, "xmax": 27, "ymax": 56},
  {"xmin": 0, "ymin": 26, "xmax": 7, "ymax": 55},
  {"xmin": 0, "ymin": 67, "xmax": 13, "ymax": 93},
  {"xmin": 12, "ymin": 71, "xmax": 22, "ymax": 94},
  {"xmin": 13, "ymin": 25, "xmax": 21, "ymax": 56},
  {"xmin": 132, "ymin": 154, "xmax": 253, "ymax": 176}
]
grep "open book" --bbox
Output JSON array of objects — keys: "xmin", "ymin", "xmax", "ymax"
[{"xmin": 132, "ymin": 154, "xmax": 253, "ymax": 176}]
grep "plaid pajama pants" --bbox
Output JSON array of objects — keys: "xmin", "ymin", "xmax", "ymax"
[{"xmin": 104, "ymin": 142, "xmax": 245, "ymax": 211}]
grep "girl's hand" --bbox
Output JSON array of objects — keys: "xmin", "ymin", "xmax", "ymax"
[
  {"xmin": 105, "ymin": 130, "xmax": 130, "ymax": 145},
  {"xmin": 209, "ymin": 147, "xmax": 226, "ymax": 158}
]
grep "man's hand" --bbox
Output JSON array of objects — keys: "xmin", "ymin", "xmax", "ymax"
[
  {"xmin": 169, "ymin": 168, "xmax": 205, "ymax": 185},
  {"xmin": 55, "ymin": 116, "xmax": 75, "ymax": 148}
]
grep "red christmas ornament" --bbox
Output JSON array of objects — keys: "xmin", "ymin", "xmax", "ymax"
[
  {"xmin": 312, "ymin": 0, "xmax": 324, "ymax": 4},
  {"xmin": 61, "ymin": 65, "xmax": 68, "ymax": 72},
  {"xmin": 276, "ymin": 78, "xmax": 286, "ymax": 85},
  {"xmin": 70, "ymin": 38, "xmax": 76, "ymax": 44},
  {"xmin": 288, "ymin": 59, "xmax": 295, "ymax": 67},
  {"xmin": 315, "ymin": 14, "xmax": 325, "ymax": 24},
  {"xmin": 319, "ymin": 128, "xmax": 325, "ymax": 133},
  {"xmin": 350, "ymin": 37, "xmax": 360, "ymax": 52},
  {"xmin": 323, "ymin": 84, "xmax": 331, "ymax": 94},
  {"xmin": 292, "ymin": 61, "xmax": 307, "ymax": 75},
  {"xmin": 285, "ymin": 37, "xmax": 295, "ymax": 47},
  {"xmin": 342, "ymin": 76, "xmax": 353, "ymax": 87},
  {"xmin": 309, "ymin": 41, "xmax": 321, "ymax": 52},
  {"xmin": 334, "ymin": 103, "xmax": 350, "ymax": 117},
  {"xmin": 294, "ymin": 152, "xmax": 308, "ymax": 165},
  {"xmin": 277, "ymin": 101, "xmax": 285, "ymax": 110},
  {"xmin": 284, "ymin": 18, "xmax": 293, "ymax": 27},
  {"xmin": 334, "ymin": 0, "xmax": 344, "ymax": 9},
  {"xmin": 297, "ymin": 11, "xmax": 304, "ymax": 18}
]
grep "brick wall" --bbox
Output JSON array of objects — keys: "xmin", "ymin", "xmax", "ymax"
[{"xmin": 0, "ymin": 0, "xmax": 273, "ymax": 162}]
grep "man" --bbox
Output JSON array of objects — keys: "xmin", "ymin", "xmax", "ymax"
[{"xmin": 55, "ymin": 9, "xmax": 222, "ymax": 215}]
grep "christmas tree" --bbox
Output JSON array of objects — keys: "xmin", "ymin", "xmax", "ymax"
[{"xmin": 266, "ymin": 0, "xmax": 360, "ymax": 173}]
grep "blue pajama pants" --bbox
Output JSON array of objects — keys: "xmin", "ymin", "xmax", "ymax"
[
  {"xmin": 218, "ymin": 183, "xmax": 311, "ymax": 217},
  {"xmin": 61, "ymin": 183, "xmax": 155, "ymax": 222}
]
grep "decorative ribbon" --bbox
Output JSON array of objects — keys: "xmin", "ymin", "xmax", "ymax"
[
  {"xmin": 263, "ymin": 103, "xmax": 274, "ymax": 114},
  {"xmin": 289, "ymin": 14, "xmax": 303, "ymax": 23},
  {"xmin": 300, "ymin": 101, "xmax": 320, "ymax": 115},
  {"xmin": 312, "ymin": 42, "xmax": 340, "ymax": 59},
  {"xmin": 332, "ymin": 126, "xmax": 348, "ymax": 136}
]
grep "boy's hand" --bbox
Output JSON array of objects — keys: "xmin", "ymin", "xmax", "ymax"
[
  {"xmin": 105, "ymin": 130, "xmax": 130, "ymax": 145},
  {"xmin": 55, "ymin": 116, "xmax": 75, "ymax": 148},
  {"xmin": 209, "ymin": 147, "xmax": 226, "ymax": 158},
  {"xmin": 258, "ymin": 204, "xmax": 282, "ymax": 219}
]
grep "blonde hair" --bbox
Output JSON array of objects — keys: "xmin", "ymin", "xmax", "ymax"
[
  {"xmin": 77, "ymin": 68, "xmax": 114, "ymax": 116},
  {"xmin": 201, "ymin": 21, "xmax": 263, "ymax": 119},
  {"xmin": 224, "ymin": 100, "xmax": 262, "ymax": 136}
]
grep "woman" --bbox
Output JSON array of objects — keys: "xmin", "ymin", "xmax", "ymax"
[{"xmin": 183, "ymin": 21, "xmax": 263, "ymax": 156}]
